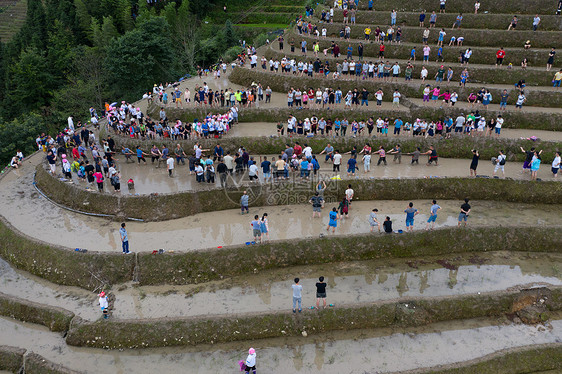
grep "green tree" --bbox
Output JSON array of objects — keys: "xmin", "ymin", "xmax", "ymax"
[
  {"xmin": 115, "ymin": 0, "xmax": 134, "ymax": 33},
  {"xmin": 74, "ymin": 0, "xmax": 92, "ymax": 40},
  {"xmin": 189, "ymin": 0, "xmax": 214, "ymax": 19},
  {"xmin": 17, "ymin": 0, "xmax": 48, "ymax": 51},
  {"xmin": 52, "ymin": 46, "xmax": 106, "ymax": 118},
  {"xmin": 222, "ymin": 19, "xmax": 237, "ymax": 49},
  {"xmin": 104, "ymin": 17, "xmax": 177, "ymax": 101},
  {"xmin": 47, "ymin": 20, "xmax": 77, "ymax": 84},
  {"xmin": 101, "ymin": 16, "xmax": 119, "ymax": 45},
  {"xmin": 0, "ymin": 113, "xmax": 49, "ymax": 165},
  {"xmin": 3, "ymin": 48, "xmax": 54, "ymax": 119},
  {"xmin": 90, "ymin": 18, "xmax": 104, "ymax": 48},
  {"xmin": 164, "ymin": 0, "xmax": 198, "ymax": 71},
  {"xmin": 0, "ymin": 41, "xmax": 5, "ymax": 105}
]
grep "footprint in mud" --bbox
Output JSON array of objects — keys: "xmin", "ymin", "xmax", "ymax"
[{"xmin": 192, "ymin": 218, "xmax": 200, "ymax": 222}]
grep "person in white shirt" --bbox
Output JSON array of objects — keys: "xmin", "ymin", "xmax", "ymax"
[
  {"xmin": 333, "ymin": 151, "xmax": 342, "ymax": 172},
  {"xmin": 495, "ymin": 115, "xmax": 504, "ymax": 137},
  {"xmin": 552, "ymin": 151, "xmax": 561, "ymax": 177},
  {"xmin": 67, "ymin": 116, "xmax": 74, "ymax": 131},
  {"xmin": 99, "ymin": 291, "xmax": 109, "ymax": 319},
  {"xmin": 532, "ymin": 15, "xmax": 541, "ymax": 31},
  {"xmin": 303, "ymin": 145, "xmax": 313, "ymax": 160},
  {"xmin": 493, "ymin": 150, "xmax": 506, "ymax": 177},
  {"xmin": 515, "ymin": 94, "xmax": 526, "ymax": 109},
  {"xmin": 166, "ymin": 156, "xmax": 175, "ymax": 177},
  {"xmin": 345, "ymin": 184, "xmax": 354, "ymax": 204},
  {"xmin": 248, "ymin": 163, "xmax": 259, "ymax": 182},
  {"xmin": 245, "ymin": 348, "xmax": 257, "ymax": 374},
  {"xmin": 420, "ymin": 66, "xmax": 428, "ymax": 81}
]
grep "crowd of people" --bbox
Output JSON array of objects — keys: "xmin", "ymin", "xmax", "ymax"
[
  {"xmin": 293, "ymin": 0, "xmax": 559, "ymax": 71},
  {"xmin": 105, "ymin": 101, "xmax": 241, "ymax": 140},
  {"xmin": 253, "ymin": 56, "xmax": 555, "ymax": 108},
  {"xmin": 276, "ymin": 110, "xmax": 511, "ymax": 139}
]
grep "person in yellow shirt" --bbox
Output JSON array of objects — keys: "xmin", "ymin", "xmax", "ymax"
[
  {"xmin": 234, "ymin": 90, "xmax": 242, "ymax": 106},
  {"xmin": 364, "ymin": 27, "xmax": 372, "ymax": 41},
  {"xmin": 313, "ymin": 42, "xmax": 320, "ymax": 56},
  {"xmin": 553, "ymin": 69, "xmax": 562, "ymax": 88}
]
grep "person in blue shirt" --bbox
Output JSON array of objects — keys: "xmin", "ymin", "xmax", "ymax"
[
  {"xmin": 393, "ymin": 118, "xmax": 403, "ymax": 136},
  {"xmin": 437, "ymin": 47, "xmax": 444, "ymax": 62},
  {"xmin": 119, "ymin": 223, "xmax": 130, "ymax": 254},
  {"xmin": 202, "ymin": 122, "xmax": 209, "ymax": 137},
  {"xmin": 347, "ymin": 156, "xmax": 357, "ymax": 176},
  {"xmin": 213, "ymin": 144, "xmax": 223, "ymax": 161},
  {"xmin": 300, "ymin": 158, "xmax": 310, "ymax": 179},
  {"xmin": 311, "ymin": 155, "xmax": 320, "ymax": 176},
  {"xmin": 326, "ymin": 207, "xmax": 339, "ymax": 233},
  {"xmin": 121, "ymin": 147, "xmax": 133, "ymax": 162},
  {"xmin": 347, "ymin": 45, "xmax": 353, "ymax": 59},
  {"xmin": 136, "ymin": 146, "xmax": 147, "ymax": 164},
  {"xmin": 425, "ymin": 200, "xmax": 441, "ymax": 230},
  {"xmin": 419, "ymin": 10, "xmax": 426, "ymax": 27},
  {"xmin": 404, "ymin": 202, "xmax": 419, "ymax": 232},
  {"xmin": 261, "ymin": 156, "xmax": 272, "ymax": 181},
  {"xmin": 410, "ymin": 47, "xmax": 416, "ymax": 61},
  {"xmin": 368, "ymin": 0, "xmax": 373, "ymax": 10}
]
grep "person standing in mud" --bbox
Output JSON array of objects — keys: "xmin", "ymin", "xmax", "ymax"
[
  {"xmin": 470, "ymin": 150, "xmax": 479, "ymax": 177},
  {"xmin": 404, "ymin": 202, "xmax": 419, "ymax": 232},
  {"xmin": 292, "ymin": 278, "xmax": 303, "ymax": 313},
  {"xmin": 99, "ymin": 291, "xmax": 109, "ymax": 319},
  {"xmin": 458, "ymin": 199, "xmax": 471, "ymax": 227},
  {"xmin": 425, "ymin": 200, "xmax": 441, "ymax": 230},
  {"xmin": 316, "ymin": 276, "xmax": 327, "ymax": 309},
  {"xmin": 244, "ymin": 348, "xmax": 257, "ymax": 374},
  {"xmin": 120, "ymin": 223, "xmax": 130, "ymax": 254}
]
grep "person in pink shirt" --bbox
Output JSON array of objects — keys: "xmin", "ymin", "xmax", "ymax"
[
  {"xmin": 375, "ymin": 146, "xmax": 387, "ymax": 165},
  {"xmin": 93, "ymin": 171, "xmax": 104, "ymax": 192},
  {"xmin": 423, "ymin": 45, "xmax": 431, "ymax": 61},
  {"xmin": 431, "ymin": 87, "xmax": 441, "ymax": 103},
  {"xmin": 468, "ymin": 92, "xmax": 477, "ymax": 107},
  {"xmin": 439, "ymin": 90, "xmax": 451, "ymax": 105}
]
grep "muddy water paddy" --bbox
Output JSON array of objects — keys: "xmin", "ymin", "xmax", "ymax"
[
  {"xmin": 1, "ymin": 251, "xmax": 560, "ymax": 320},
  {"xmin": 0, "ymin": 315, "xmax": 560, "ymax": 374},
  {"xmin": 1, "ymin": 175, "xmax": 561, "ymax": 251}
]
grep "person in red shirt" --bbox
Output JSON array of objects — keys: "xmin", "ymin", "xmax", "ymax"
[
  {"xmin": 333, "ymin": 43, "xmax": 340, "ymax": 58},
  {"xmin": 496, "ymin": 48, "xmax": 506, "ymax": 67},
  {"xmin": 379, "ymin": 42, "xmax": 385, "ymax": 58},
  {"xmin": 293, "ymin": 142, "xmax": 303, "ymax": 156}
]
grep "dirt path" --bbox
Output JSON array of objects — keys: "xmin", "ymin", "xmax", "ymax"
[{"xmin": 0, "ymin": 315, "xmax": 560, "ymax": 373}]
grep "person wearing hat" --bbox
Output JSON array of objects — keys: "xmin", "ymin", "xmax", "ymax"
[
  {"xmin": 99, "ymin": 292, "xmax": 109, "ymax": 319},
  {"xmin": 245, "ymin": 348, "xmax": 256, "ymax": 374}
]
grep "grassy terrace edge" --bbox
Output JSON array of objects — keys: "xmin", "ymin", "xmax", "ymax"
[
  {"xmin": 0, "ymin": 205, "xmax": 561, "ymax": 287},
  {"xmin": 0, "ymin": 217, "xmax": 135, "ymax": 289},
  {"xmin": 0, "ymin": 346, "xmax": 80, "ymax": 374},
  {"xmin": 35, "ymin": 159, "xmax": 562, "ymax": 222},
  {"xmin": 395, "ymin": 343, "xmax": 562, "ymax": 374},
  {"xmin": 0, "ymin": 292, "xmax": 74, "ymax": 332},
  {"xmin": 65, "ymin": 287, "xmax": 562, "ymax": 348}
]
